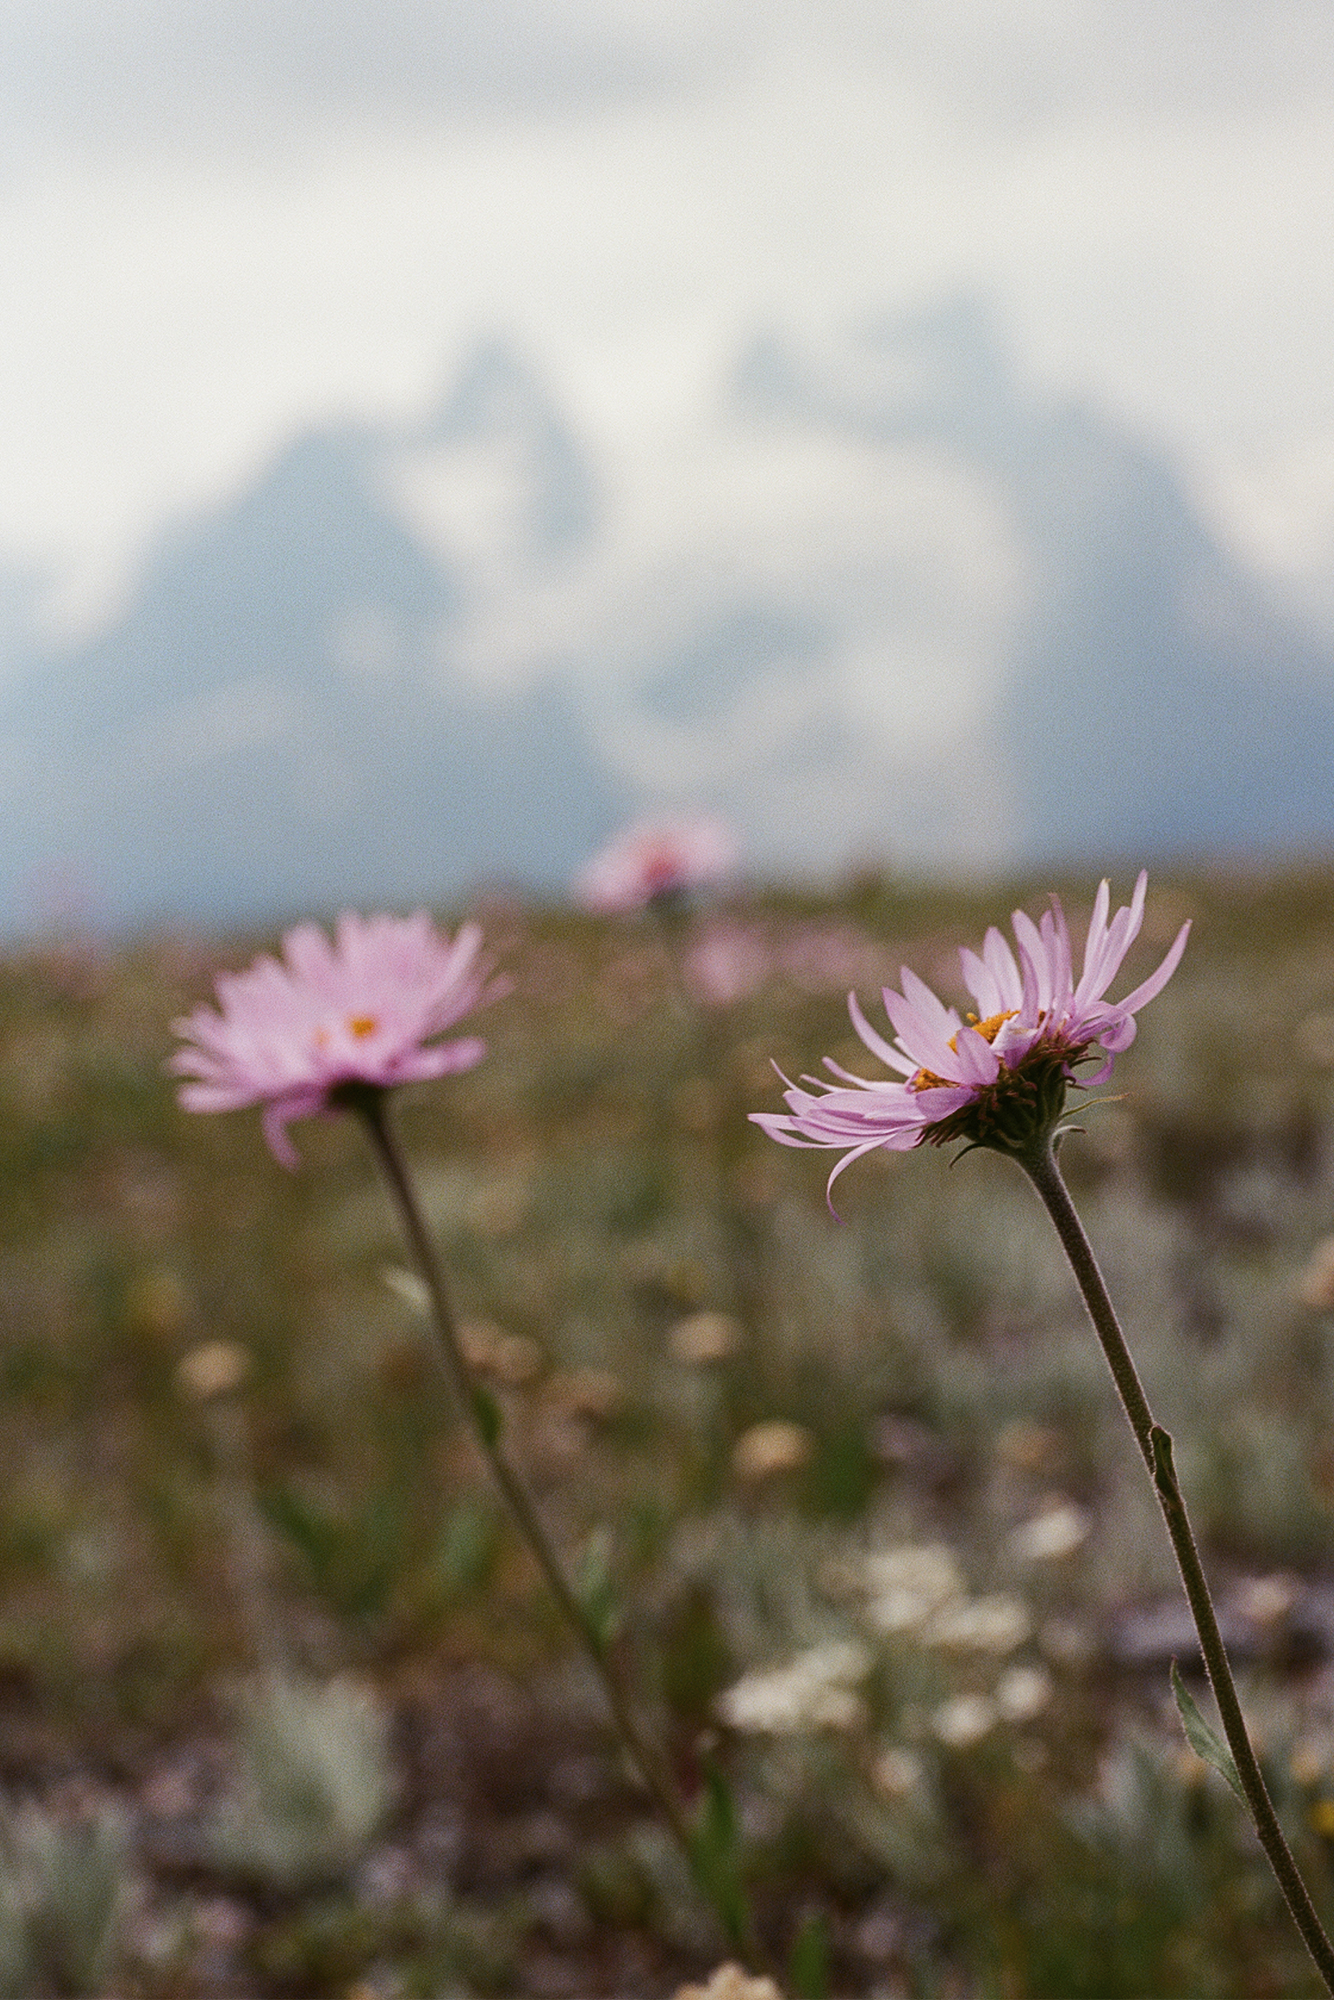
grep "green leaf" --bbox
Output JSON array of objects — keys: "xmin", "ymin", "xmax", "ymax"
[
  {"xmin": 574, "ymin": 1528, "xmax": 622, "ymax": 1653},
  {"xmin": 470, "ymin": 1382, "xmax": 503, "ymax": 1450},
  {"xmin": 788, "ymin": 1910, "xmax": 831, "ymax": 1998},
  {"xmin": 258, "ymin": 1486, "xmax": 341, "ymax": 1580},
  {"xmin": 433, "ymin": 1499, "xmax": 498, "ymax": 1599},
  {"xmin": 1171, "ymin": 1661, "xmax": 1246, "ymax": 1803},
  {"xmin": 689, "ymin": 1759, "xmax": 751, "ymax": 1951}
]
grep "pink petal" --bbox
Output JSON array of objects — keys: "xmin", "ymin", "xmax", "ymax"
[
  {"xmin": 1046, "ymin": 897, "xmax": 1073, "ymax": 1010},
  {"xmin": 959, "ymin": 945, "xmax": 1000, "ymax": 1017},
  {"xmin": 950, "ymin": 1025, "xmax": 1001, "ymax": 1086},
  {"xmin": 849, "ymin": 992, "xmax": 916, "ymax": 1075},
  {"xmin": 1095, "ymin": 1014, "xmax": 1138, "ymax": 1054},
  {"xmin": 910, "ymin": 1083, "xmax": 975, "ymax": 1118},
  {"xmin": 1111, "ymin": 920, "xmax": 1191, "ymax": 1017},
  {"xmin": 749, "ymin": 1112, "xmax": 823, "ymax": 1149},
  {"xmin": 900, "ymin": 966, "xmax": 961, "ymax": 1043},
  {"xmin": 983, "ymin": 927, "xmax": 1024, "ymax": 1010},
  {"xmin": 822, "ymin": 1057, "xmax": 878, "ymax": 1086},
  {"xmin": 1083, "ymin": 1048, "xmax": 1116, "ymax": 1086},
  {"xmin": 1015, "ymin": 934, "xmax": 1041, "ymax": 1023},
  {"xmin": 262, "ymin": 1094, "xmax": 323, "ymax": 1169},
  {"xmin": 1011, "ymin": 909, "xmax": 1053, "ymax": 1016},
  {"xmin": 391, "ymin": 1036, "xmax": 488, "ymax": 1082},
  {"xmin": 1080, "ymin": 873, "xmax": 1150, "ymax": 1006},
  {"xmin": 1074, "ymin": 878, "xmax": 1113, "ymax": 1000},
  {"xmin": 825, "ymin": 1139, "xmax": 902, "ymax": 1213},
  {"xmin": 881, "ymin": 987, "xmax": 962, "ymax": 1080}
]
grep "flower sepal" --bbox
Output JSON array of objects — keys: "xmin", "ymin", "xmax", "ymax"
[
  {"xmin": 922, "ymin": 1042, "xmax": 1079, "ymax": 1158},
  {"xmin": 326, "ymin": 1078, "xmax": 390, "ymax": 1122}
]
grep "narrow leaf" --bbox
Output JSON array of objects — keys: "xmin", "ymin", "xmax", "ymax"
[
  {"xmin": 1171, "ymin": 1661, "xmax": 1246, "ymax": 1803},
  {"xmin": 789, "ymin": 1910, "xmax": 831, "ymax": 1998},
  {"xmin": 471, "ymin": 1382, "xmax": 503, "ymax": 1450},
  {"xmin": 575, "ymin": 1528, "xmax": 622, "ymax": 1652},
  {"xmin": 690, "ymin": 1760, "xmax": 751, "ymax": 1950}
]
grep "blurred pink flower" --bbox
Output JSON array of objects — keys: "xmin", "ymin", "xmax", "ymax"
[
  {"xmin": 170, "ymin": 912, "xmax": 503, "ymax": 1167},
  {"xmin": 575, "ymin": 815, "xmax": 736, "ymax": 912},
  {"xmin": 683, "ymin": 922, "xmax": 771, "ymax": 1007},
  {"xmin": 777, "ymin": 920, "xmax": 885, "ymax": 996},
  {"xmin": 753, "ymin": 873, "xmax": 1189, "ymax": 1202}
]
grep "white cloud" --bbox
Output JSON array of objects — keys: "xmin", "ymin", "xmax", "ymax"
[
  {"xmin": 0, "ymin": 0, "xmax": 732, "ymax": 158},
  {"xmin": 1, "ymin": 0, "xmax": 1333, "ymax": 641},
  {"xmin": 1190, "ymin": 433, "xmax": 1334, "ymax": 632},
  {"xmin": 819, "ymin": 0, "xmax": 1334, "ymax": 121}
]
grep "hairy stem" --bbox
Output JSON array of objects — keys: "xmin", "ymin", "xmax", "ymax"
[{"xmin": 1021, "ymin": 1137, "xmax": 1334, "ymax": 1994}]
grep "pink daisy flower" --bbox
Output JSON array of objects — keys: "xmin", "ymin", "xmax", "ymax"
[
  {"xmin": 575, "ymin": 815, "xmax": 736, "ymax": 913},
  {"xmin": 752, "ymin": 873, "xmax": 1189, "ymax": 1203},
  {"xmin": 170, "ymin": 912, "xmax": 504, "ymax": 1167}
]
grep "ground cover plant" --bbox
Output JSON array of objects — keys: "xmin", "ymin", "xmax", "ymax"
[{"xmin": 5, "ymin": 866, "xmax": 1334, "ymax": 1992}]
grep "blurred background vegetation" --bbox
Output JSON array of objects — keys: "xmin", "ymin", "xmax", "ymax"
[{"xmin": 6, "ymin": 868, "xmax": 1334, "ymax": 1995}]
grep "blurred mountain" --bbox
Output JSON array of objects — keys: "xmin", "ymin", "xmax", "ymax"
[
  {"xmin": 5, "ymin": 305, "xmax": 1334, "ymax": 935},
  {"xmin": 420, "ymin": 338, "xmax": 598, "ymax": 556},
  {"xmin": 0, "ymin": 347, "xmax": 631, "ymax": 933},
  {"xmin": 733, "ymin": 297, "xmax": 1334, "ymax": 866}
]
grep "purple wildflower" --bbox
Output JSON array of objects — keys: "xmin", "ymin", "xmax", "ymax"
[
  {"xmin": 752, "ymin": 873, "xmax": 1189, "ymax": 1202},
  {"xmin": 575, "ymin": 815, "xmax": 736, "ymax": 912},
  {"xmin": 170, "ymin": 912, "xmax": 503, "ymax": 1167}
]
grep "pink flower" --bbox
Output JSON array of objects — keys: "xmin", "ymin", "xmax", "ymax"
[
  {"xmin": 752, "ymin": 873, "xmax": 1189, "ymax": 1203},
  {"xmin": 682, "ymin": 921, "xmax": 771, "ymax": 1007},
  {"xmin": 575, "ymin": 815, "xmax": 736, "ymax": 912},
  {"xmin": 170, "ymin": 912, "xmax": 504, "ymax": 1167}
]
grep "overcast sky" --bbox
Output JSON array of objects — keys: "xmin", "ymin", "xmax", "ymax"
[{"xmin": 5, "ymin": 0, "xmax": 1334, "ymax": 642}]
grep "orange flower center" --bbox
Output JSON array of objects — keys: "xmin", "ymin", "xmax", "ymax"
[
  {"xmin": 912, "ymin": 1008, "xmax": 1017, "ymax": 1092},
  {"xmin": 347, "ymin": 1015, "xmax": 379, "ymax": 1039},
  {"xmin": 966, "ymin": 1009, "xmax": 1018, "ymax": 1046}
]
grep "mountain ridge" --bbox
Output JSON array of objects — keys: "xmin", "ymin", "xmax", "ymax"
[{"xmin": 5, "ymin": 306, "xmax": 1334, "ymax": 935}]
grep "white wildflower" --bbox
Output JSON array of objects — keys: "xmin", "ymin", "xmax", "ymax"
[
  {"xmin": 928, "ymin": 1593, "xmax": 1031, "ymax": 1654},
  {"xmin": 871, "ymin": 1747, "xmax": 926, "ymax": 1800},
  {"xmin": 931, "ymin": 1693, "xmax": 997, "ymax": 1749},
  {"xmin": 1011, "ymin": 1502, "xmax": 1090, "ymax": 1563},
  {"xmin": 673, "ymin": 1964, "xmax": 785, "ymax": 2000},
  {"xmin": 995, "ymin": 1663, "xmax": 1054, "ymax": 1723},
  {"xmin": 715, "ymin": 1639, "xmax": 870, "ymax": 1735},
  {"xmin": 864, "ymin": 1543, "xmax": 965, "ymax": 1634},
  {"xmin": 1235, "ymin": 1573, "xmax": 1298, "ymax": 1627}
]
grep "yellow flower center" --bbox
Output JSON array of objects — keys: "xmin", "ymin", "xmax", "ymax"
[
  {"xmin": 912, "ymin": 1008, "xmax": 1017, "ymax": 1092},
  {"xmin": 966, "ymin": 1009, "xmax": 1018, "ymax": 1045},
  {"xmin": 347, "ymin": 1015, "xmax": 379, "ymax": 1039}
]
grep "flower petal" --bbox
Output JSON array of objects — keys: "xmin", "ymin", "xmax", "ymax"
[
  {"xmin": 849, "ymin": 991, "xmax": 916, "ymax": 1074},
  {"xmin": 959, "ymin": 945, "xmax": 1000, "ymax": 1017},
  {"xmin": 950, "ymin": 1025, "xmax": 1001, "ymax": 1086},
  {"xmin": 169, "ymin": 913, "xmax": 502, "ymax": 1160},
  {"xmin": 1011, "ymin": 909, "xmax": 1053, "ymax": 1017},
  {"xmin": 900, "ymin": 966, "xmax": 962, "ymax": 1043},
  {"xmin": 881, "ymin": 986, "xmax": 962, "ymax": 1080},
  {"xmin": 750, "ymin": 872, "xmax": 1187, "ymax": 1195},
  {"xmin": 1109, "ymin": 920, "xmax": 1191, "ymax": 1018}
]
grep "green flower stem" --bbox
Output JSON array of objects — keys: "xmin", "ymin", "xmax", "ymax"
[
  {"xmin": 355, "ymin": 1090, "xmax": 766, "ymax": 1972},
  {"xmin": 1021, "ymin": 1137, "xmax": 1334, "ymax": 1995}
]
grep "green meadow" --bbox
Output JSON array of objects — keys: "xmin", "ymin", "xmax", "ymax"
[{"xmin": 4, "ymin": 867, "xmax": 1334, "ymax": 1996}]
